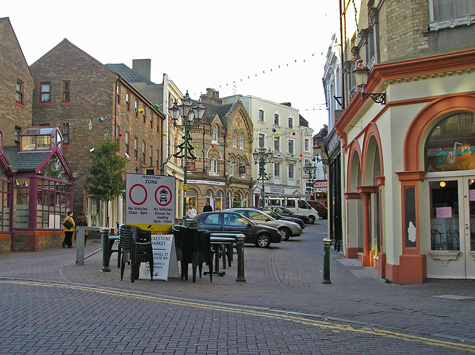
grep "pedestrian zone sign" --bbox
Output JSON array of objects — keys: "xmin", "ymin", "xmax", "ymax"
[{"xmin": 125, "ymin": 174, "xmax": 176, "ymax": 233}]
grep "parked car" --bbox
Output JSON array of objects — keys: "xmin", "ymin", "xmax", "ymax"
[
  {"xmin": 225, "ymin": 208, "xmax": 302, "ymax": 241},
  {"xmin": 306, "ymin": 200, "xmax": 328, "ymax": 219},
  {"xmin": 194, "ymin": 211, "xmax": 282, "ymax": 248},
  {"xmin": 267, "ymin": 197, "xmax": 319, "ymax": 223},
  {"xmin": 258, "ymin": 207, "xmax": 306, "ymax": 229},
  {"xmin": 267, "ymin": 206, "xmax": 310, "ymax": 224}
]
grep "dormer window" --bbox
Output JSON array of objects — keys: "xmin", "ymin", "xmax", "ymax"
[{"xmin": 20, "ymin": 127, "xmax": 63, "ymax": 152}]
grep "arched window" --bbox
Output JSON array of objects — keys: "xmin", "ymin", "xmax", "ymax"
[
  {"xmin": 232, "ymin": 192, "xmax": 241, "ymax": 208},
  {"xmin": 239, "ymin": 132, "xmax": 244, "ymax": 149},
  {"xmin": 230, "ymin": 157, "xmax": 235, "ymax": 176},
  {"xmin": 232, "ymin": 130, "xmax": 237, "ymax": 147},
  {"xmin": 186, "ymin": 189, "xmax": 198, "ymax": 208},
  {"xmin": 215, "ymin": 191, "xmax": 223, "ymax": 211}
]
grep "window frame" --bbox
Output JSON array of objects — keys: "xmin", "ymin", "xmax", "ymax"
[
  {"xmin": 258, "ymin": 110, "xmax": 264, "ymax": 122},
  {"xmin": 62, "ymin": 80, "xmax": 70, "ymax": 102},
  {"xmin": 16, "ymin": 79, "xmax": 23, "ymax": 105},
  {"xmin": 40, "ymin": 82, "xmax": 51, "ymax": 103}
]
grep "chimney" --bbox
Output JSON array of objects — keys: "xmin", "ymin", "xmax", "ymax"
[{"xmin": 132, "ymin": 59, "xmax": 151, "ymax": 80}]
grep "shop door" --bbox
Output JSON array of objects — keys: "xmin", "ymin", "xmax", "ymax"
[{"xmin": 427, "ymin": 177, "xmax": 475, "ymax": 279}]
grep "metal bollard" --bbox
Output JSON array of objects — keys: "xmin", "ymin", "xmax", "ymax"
[
  {"xmin": 322, "ymin": 238, "xmax": 332, "ymax": 284},
  {"xmin": 101, "ymin": 228, "xmax": 111, "ymax": 272},
  {"xmin": 235, "ymin": 234, "xmax": 246, "ymax": 282}
]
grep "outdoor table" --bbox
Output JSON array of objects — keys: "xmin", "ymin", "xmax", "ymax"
[
  {"xmin": 208, "ymin": 236, "xmax": 236, "ymax": 276},
  {"xmin": 108, "ymin": 235, "xmax": 121, "ymax": 268}
]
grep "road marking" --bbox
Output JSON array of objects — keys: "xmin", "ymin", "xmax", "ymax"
[{"xmin": 1, "ymin": 279, "xmax": 474, "ymax": 352}]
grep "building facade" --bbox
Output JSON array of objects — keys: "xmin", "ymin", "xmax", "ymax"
[
  {"xmin": 30, "ymin": 40, "xmax": 165, "ymax": 232},
  {"xmin": 336, "ymin": 0, "xmax": 475, "ymax": 283},
  {"xmin": 223, "ymin": 95, "xmax": 314, "ymax": 206}
]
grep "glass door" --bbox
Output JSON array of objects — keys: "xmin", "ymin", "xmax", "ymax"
[{"xmin": 427, "ymin": 177, "xmax": 475, "ymax": 279}]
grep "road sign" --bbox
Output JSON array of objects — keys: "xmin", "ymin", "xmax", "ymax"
[{"xmin": 125, "ymin": 174, "xmax": 176, "ymax": 233}]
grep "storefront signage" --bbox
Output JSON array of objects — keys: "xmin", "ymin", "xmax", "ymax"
[
  {"xmin": 436, "ymin": 207, "xmax": 452, "ymax": 219},
  {"xmin": 437, "ymin": 142, "xmax": 475, "ymax": 164},
  {"xmin": 314, "ymin": 180, "xmax": 328, "ymax": 191},
  {"xmin": 187, "ymin": 179, "xmax": 225, "ymax": 186}
]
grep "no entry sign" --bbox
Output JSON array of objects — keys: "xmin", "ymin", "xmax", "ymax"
[{"xmin": 125, "ymin": 174, "xmax": 176, "ymax": 233}]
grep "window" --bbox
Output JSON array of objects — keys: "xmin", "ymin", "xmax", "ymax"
[
  {"xmin": 150, "ymin": 113, "xmax": 153, "ymax": 130},
  {"xmin": 135, "ymin": 101, "xmax": 138, "ymax": 118},
  {"xmin": 156, "ymin": 149, "xmax": 160, "ymax": 170},
  {"xmin": 213, "ymin": 125, "xmax": 219, "ymax": 142},
  {"xmin": 40, "ymin": 82, "xmax": 51, "ymax": 102},
  {"xmin": 258, "ymin": 133, "xmax": 265, "ymax": 148},
  {"xmin": 62, "ymin": 123, "xmax": 69, "ymax": 145},
  {"xmin": 126, "ymin": 93, "xmax": 130, "ymax": 111},
  {"xmin": 288, "ymin": 163, "xmax": 295, "ymax": 179},
  {"xmin": 149, "ymin": 145, "xmax": 153, "ymax": 167},
  {"xmin": 288, "ymin": 140, "xmax": 294, "ymax": 154},
  {"xmin": 239, "ymin": 132, "xmax": 244, "ymax": 149},
  {"xmin": 125, "ymin": 132, "xmax": 129, "ymax": 156},
  {"xmin": 143, "ymin": 108, "xmax": 146, "ymax": 124},
  {"xmin": 258, "ymin": 110, "xmax": 264, "ymax": 122},
  {"xmin": 274, "ymin": 114, "xmax": 279, "ymax": 126},
  {"xmin": 230, "ymin": 158, "xmax": 234, "ymax": 176},
  {"xmin": 210, "ymin": 159, "xmax": 218, "ymax": 175},
  {"xmin": 274, "ymin": 136, "xmax": 280, "ymax": 151},
  {"xmin": 304, "ymin": 138, "xmax": 310, "ymax": 152},
  {"xmin": 14, "ymin": 126, "xmax": 21, "ymax": 144},
  {"xmin": 430, "ymin": 0, "xmax": 475, "ymax": 30},
  {"xmin": 232, "ymin": 130, "xmax": 237, "ymax": 147},
  {"xmin": 142, "ymin": 141, "xmax": 146, "ymax": 162},
  {"xmin": 116, "ymin": 85, "xmax": 120, "ymax": 105},
  {"xmin": 134, "ymin": 138, "xmax": 138, "ymax": 160},
  {"xmin": 16, "ymin": 80, "xmax": 23, "ymax": 104},
  {"xmin": 274, "ymin": 162, "xmax": 280, "ymax": 178},
  {"xmin": 62, "ymin": 81, "xmax": 70, "ymax": 102},
  {"xmin": 288, "ymin": 117, "xmax": 293, "ymax": 129}
]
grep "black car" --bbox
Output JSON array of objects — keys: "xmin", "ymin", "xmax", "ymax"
[
  {"xmin": 194, "ymin": 211, "xmax": 282, "ymax": 248},
  {"xmin": 267, "ymin": 206, "xmax": 310, "ymax": 224},
  {"xmin": 258, "ymin": 208, "xmax": 305, "ymax": 229}
]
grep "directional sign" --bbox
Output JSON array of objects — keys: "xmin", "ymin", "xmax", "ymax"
[{"xmin": 125, "ymin": 174, "xmax": 176, "ymax": 233}]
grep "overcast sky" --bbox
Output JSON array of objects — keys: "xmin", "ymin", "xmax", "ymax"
[{"xmin": 2, "ymin": 0, "xmax": 339, "ymax": 133}]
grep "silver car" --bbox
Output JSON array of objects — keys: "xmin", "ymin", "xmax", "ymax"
[{"xmin": 224, "ymin": 208, "xmax": 302, "ymax": 241}]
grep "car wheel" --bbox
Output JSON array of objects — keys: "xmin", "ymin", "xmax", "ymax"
[
  {"xmin": 279, "ymin": 227, "xmax": 291, "ymax": 241},
  {"xmin": 256, "ymin": 233, "xmax": 271, "ymax": 248},
  {"xmin": 308, "ymin": 215, "xmax": 316, "ymax": 224}
]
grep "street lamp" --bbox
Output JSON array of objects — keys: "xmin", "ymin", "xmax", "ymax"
[
  {"xmin": 303, "ymin": 162, "xmax": 316, "ymax": 200},
  {"xmin": 353, "ymin": 59, "xmax": 386, "ymax": 105},
  {"xmin": 252, "ymin": 147, "xmax": 273, "ymax": 208},
  {"xmin": 169, "ymin": 91, "xmax": 206, "ymax": 226}
]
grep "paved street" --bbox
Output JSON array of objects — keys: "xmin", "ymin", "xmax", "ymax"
[{"xmin": 0, "ymin": 221, "xmax": 474, "ymax": 354}]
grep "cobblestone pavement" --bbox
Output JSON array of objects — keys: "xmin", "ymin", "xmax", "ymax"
[{"xmin": 0, "ymin": 221, "xmax": 474, "ymax": 354}]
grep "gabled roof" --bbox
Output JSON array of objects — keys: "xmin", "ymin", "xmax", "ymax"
[
  {"xmin": 0, "ymin": 17, "xmax": 32, "ymax": 75},
  {"xmin": 3, "ymin": 146, "xmax": 50, "ymax": 171},
  {"xmin": 106, "ymin": 63, "xmax": 155, "ymax": 84},
  {"xmin": 201, "ymin": 102, "xmax": 233, "ymax": 126}
]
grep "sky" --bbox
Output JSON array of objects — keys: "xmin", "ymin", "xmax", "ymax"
[{"xmin": 2, "ymin": 0, "xmax": 339, "ymax": 133}]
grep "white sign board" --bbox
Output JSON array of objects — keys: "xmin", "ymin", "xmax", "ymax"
[
  {"xmin": 125, "ymin": 174, "xmax": 176, "ymax": 233},
  {"xmin": 139, "ymin": 234, "xmax": 179, "ymax": 281}
]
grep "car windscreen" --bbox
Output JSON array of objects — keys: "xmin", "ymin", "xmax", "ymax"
[{"xmin": 224, "ymin": 213, "xmax": 252, "ymax": 227}]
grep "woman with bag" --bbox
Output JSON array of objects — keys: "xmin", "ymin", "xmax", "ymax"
[{"xmin": 63, "ymin": 211, "xmax": 75, "ymax": 248}]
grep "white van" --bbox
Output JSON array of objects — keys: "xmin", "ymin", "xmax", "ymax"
[{"xmin": 267, "ymin": 197, "xmax": 320, "ymax": 224}]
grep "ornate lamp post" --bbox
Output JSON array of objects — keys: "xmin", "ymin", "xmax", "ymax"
[
  {"xmin": 168, "ymin": 91, "xmax": 206, "ymax": 226},
  {"xmin": 252, "ymin": 147, "xmax": 273, "ymax": 208},
  {"xmin": 303, "ymin": 162, "xmax": 316, "ymax": 200}
]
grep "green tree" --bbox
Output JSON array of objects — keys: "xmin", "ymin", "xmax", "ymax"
[{"xmin": 85, "ymin": 138, "xmax": 125, "ymax": 227}]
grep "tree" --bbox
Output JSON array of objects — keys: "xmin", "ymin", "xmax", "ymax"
[{"xmin": 85, "ymin": 138, "xmax": 125, "ymax": 227}]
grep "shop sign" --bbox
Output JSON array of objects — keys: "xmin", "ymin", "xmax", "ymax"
[{"xmin": 437, "ymin": 142, "xmax": 475, "ymax": 164}]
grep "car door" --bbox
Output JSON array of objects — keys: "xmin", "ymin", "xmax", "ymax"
[
  {"xmin": 222, "ymin": 213, "xmax": 254, "ymax": 243},
  {"xmin": 197, "ymin": 212, "xmax": 223, "ymax": 232}
]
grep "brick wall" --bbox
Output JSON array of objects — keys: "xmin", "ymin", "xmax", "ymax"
[{"xmin": 0, "ymin": 18, "xmax": 34, "ymax": 146}]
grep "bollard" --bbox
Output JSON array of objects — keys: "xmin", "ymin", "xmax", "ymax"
[
  {"xmin": 75, "ymin": 226, "xmax": 85, "ymax": 266},
  {"xmin": 322, "ymin": 238, "xmax": 332, "ymax": 284},
  {"xmin": 101, "ymin": 228, "xmax": 111, "ymax": 272},
  {"xmin": 235, "ymin": 234, "xmax": 246, "ymax": 282}
]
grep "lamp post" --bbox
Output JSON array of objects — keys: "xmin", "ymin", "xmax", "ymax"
[
  {"xmin": 303, "ymin": 162, "xmax": 316, "ymax": 200},
  {"xmin": 252, "ymin": 147, "xmax": 273, "ymax": 208},
  {"xmin": 168, "ymin": 91, "xmax": 206, "ymax": 226}
]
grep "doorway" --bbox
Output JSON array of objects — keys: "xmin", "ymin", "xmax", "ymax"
[{"xmin": 427, "ymin": 177, "xmax": 475, "ymax": 279}]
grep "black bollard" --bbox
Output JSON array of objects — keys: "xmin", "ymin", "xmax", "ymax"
[
  {"xmin": 322, "ymin": 238, "xmax": 332, "ymax": 284},
  {"xmin": 101, "ymin": 228, "xmax": 111, "ymax": 272},
  {"xmin": 235, "ymin": 234, "xmax": 246, "ymax": 282}
]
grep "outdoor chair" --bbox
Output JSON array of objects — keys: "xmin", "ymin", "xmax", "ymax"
[{"xmin": 131, "ymin": 229, "xmax": 153, "ymax": 282}]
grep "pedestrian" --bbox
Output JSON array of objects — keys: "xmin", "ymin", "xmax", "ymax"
[
  {"xmin": 76, "ymin": 213, "xmax": 88, "ymax": 246},
  {"xmin": 187, "ymin": 205, "xmax": 197, "ymax": 219},
  {"xmin": 203, "ymin": 201, "xmax": 213, "ymax": 212},
  {"xmin": 62, "ymin": 211, "xmax": 75, "ymax": 248}
]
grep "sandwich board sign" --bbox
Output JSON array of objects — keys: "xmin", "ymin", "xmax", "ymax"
[
  {"xmin": 125, "ymin": 173, "xmax": 176, "ymax": 234},
  {"xmin": 139, "ymin": 234, "xmax": 179, "ymax": 281}
]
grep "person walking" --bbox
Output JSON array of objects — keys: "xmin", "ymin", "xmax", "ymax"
[
  {"xmin": 203, "ymin": 201, "xmax": 213, "ymax": 212},
  {"xmin": 62, "ymin": 211, "xmax": 75, "ymax": 248},
  {"xmin": 76, "ymin": 213, "xmax": 88, "ymax": 246}
]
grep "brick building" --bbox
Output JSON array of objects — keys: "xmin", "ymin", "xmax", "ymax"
[
  {"xmin": 184, "ymin": 88, "xmax": 254, "ymax": 214},
  {"xmin": 30, "ymin": 39, "xmax": 165, "ymax": 230}
]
